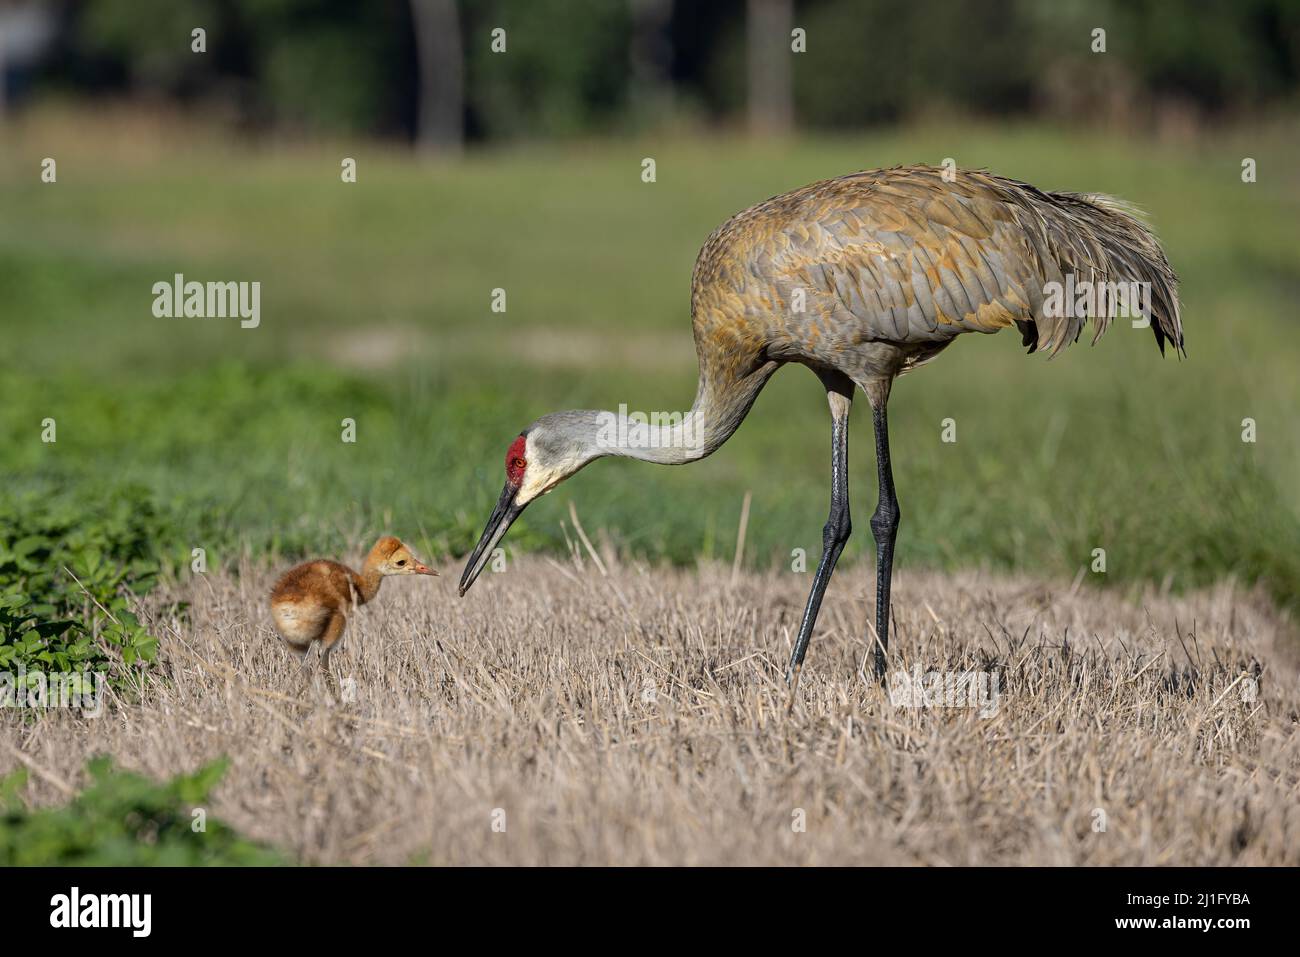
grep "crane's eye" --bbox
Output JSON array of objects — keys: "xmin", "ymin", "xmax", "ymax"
[{"xmin": 512, "ymin": 457, "xmax": 527, "ymax": 470}]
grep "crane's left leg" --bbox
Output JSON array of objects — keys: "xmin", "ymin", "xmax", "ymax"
[{"xmin": 868, "ymin": 395, "xmax": 901, "ymax": 681}]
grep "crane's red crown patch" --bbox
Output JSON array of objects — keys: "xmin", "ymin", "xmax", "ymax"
[{"xmin": 505, "ymin": 435, "xmax": 527, "ymax": 485}]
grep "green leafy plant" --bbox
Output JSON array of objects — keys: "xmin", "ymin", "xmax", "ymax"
[
  {"xmin": 0, "ymin": 756, "xmax": 287, "ymax": 866},
  {"xmin": 0, "ymin": 485, "xmax": 173, "ymax": 690}
]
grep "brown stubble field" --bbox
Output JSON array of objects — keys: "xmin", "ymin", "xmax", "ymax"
[{"xmin": 9, "ymin": 554, "xmax": 1299, "ymax": 866}]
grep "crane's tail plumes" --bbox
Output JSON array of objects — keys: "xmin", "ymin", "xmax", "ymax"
[{"xmin": 1014, "ymin": 183, "xmax": 1184, "ymax": 358}]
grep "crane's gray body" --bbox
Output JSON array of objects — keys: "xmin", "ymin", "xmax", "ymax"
[{"xmin": 688, "ymin": 164, "xmax": 1182, "ymax": 415}]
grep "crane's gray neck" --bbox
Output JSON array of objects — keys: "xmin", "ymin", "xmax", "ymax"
[
  {"xmin": 552, "ymin": 361, "xmax": 778, "ymax": 467},
  {"xmin": 593, "ymin": 404, "xmax": 711, "ymax": 465}
]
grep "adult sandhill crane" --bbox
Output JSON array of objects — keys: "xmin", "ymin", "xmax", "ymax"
[{"xmin": 460, "ymin": 165, "xmax": 1183, "ymax": 684}]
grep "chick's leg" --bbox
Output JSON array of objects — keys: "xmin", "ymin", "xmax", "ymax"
[
  {"xmin": 318, "ymin": 612, "xmax": 347, "ymax": 702},
  {"xmin": 291, "ymin": 642, "xmax": 316, "ymax": 695}
]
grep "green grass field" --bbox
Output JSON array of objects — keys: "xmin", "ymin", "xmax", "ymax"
[{"xmin": 2, "ymin": 108, "xmax": 1298, "ymax": 616}]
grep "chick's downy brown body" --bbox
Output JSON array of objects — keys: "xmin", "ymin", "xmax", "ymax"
[{"xmin": 270, "ymin": 536, "xmax": 435, "ymax": 686}]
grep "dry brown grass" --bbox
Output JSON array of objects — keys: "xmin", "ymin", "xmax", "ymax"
[{"xmin": 7, "ymin": 555, "xmax": 1299, "ymax": 865}]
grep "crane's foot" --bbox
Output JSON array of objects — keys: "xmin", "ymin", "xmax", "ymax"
[{"xmin": 784, "ymin": 662, "xmax": 803, "ymax": 713}]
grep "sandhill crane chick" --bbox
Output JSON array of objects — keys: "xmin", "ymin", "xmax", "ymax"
[{"xmin": 270, "ymin": 536, "xmax": 436, "ymax": 691}]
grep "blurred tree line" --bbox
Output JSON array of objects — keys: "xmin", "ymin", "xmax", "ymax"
[{"xmin": 19, "ymin": 0, "xmax": 1300, "ymax": 141}]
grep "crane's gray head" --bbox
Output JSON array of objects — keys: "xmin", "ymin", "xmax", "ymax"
[{"xmin": 459, "ymin": 411, "xmax": 605, "ymax": 596}]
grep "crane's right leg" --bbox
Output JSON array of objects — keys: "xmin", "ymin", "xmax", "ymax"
[
  {"xmin": 786, "ymin": 375, "xmax": 853, "ymax": 687},
  {"xmin": 867, "ymin": 388, "xmax": 901, "ymax": 682}
]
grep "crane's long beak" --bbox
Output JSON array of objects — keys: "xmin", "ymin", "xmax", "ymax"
[{"xmin": 459, "ymin": 482, "xmax": 526, "ymax": 596}]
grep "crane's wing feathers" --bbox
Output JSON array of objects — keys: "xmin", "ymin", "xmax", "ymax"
[{"xmin": 701, "ymin": 166, "xmax": 1183, "ymax": 366}]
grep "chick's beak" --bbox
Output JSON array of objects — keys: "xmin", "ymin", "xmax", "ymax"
[
  {"xmin": 413, "ymin": 562, "xmax": 438, "ymax": 576},
  {"xmin": 459, "ymin": 481, "xmax": 526, "ymax": 596}
]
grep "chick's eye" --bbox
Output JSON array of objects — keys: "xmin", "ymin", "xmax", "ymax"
[{"xmin": 396, "ymin": 559, "xmax": 406, "ymax": 566}]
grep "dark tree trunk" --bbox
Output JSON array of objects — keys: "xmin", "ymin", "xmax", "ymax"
[
  {"xmin": 746, "ymin": 0, "xmax": 793, "ymax": 136},
  {"xmin": 629, "ymin": 0, "xmax": 674, "ymax": 122},
  {"xmin": 410, "ymin": 0, "xmax": 464, "ymax": 154}
]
